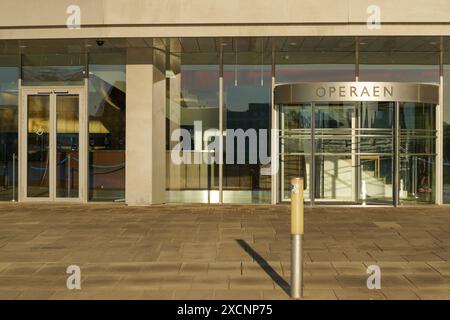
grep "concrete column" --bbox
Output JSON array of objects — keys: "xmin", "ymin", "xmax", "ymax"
[{"xmin": 125, "ymin": 47, "xmax": 166, "ymax": 206}]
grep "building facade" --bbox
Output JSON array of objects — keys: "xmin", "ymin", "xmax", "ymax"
[{"xmin": 1, "ymin": 0, "xmax": 450, "ymax": 206}]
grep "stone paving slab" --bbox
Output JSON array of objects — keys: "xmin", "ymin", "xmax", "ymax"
[{"xmin": 0, "ymin": 203, "xmax": 449, "ymax": 300}]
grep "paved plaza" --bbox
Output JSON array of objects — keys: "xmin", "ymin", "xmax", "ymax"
[{"xmin": 0, "ymin": 203, "xmax": 449, "ymax": 300}]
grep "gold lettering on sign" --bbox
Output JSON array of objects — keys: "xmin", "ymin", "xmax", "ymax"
[
  {"xmin": 384, "ymin": 86, "xmax": 394, "ymax": 97},
  {"xmin": 361, "ymin": 86, "xmax": 370, "ymax": 97},
  {"xmin": 373, "ymin": 86, "xmax": 380, "ymax": 97},
  {"xmin": 329, "ymin": 87, "xmax": 336, "ymax": 97},
  {"xmin": 316, "ymin": 87, "xmax": 326, "ymax": 97}
]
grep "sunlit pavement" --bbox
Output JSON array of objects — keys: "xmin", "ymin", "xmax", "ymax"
[{"xmin": 0, "ymin": 203, "xmax": 449, "ymax": 300}]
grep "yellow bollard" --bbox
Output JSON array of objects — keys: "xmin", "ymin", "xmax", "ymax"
[{"xmin": 290, "ymin": 177, "xmax": 304, "ymax": 299}]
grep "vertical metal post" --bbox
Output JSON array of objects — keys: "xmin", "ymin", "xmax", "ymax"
[
  {"xmin": 311, "ymin": 103, "xmax": 315, "ymax": 206},
  {"xmin": 219, "ymin": 40, "xmax": 224, "ymax": 204},
  {"xmin": 290, "ymin": 177, "xmax": 304, "ymax": 299},
  {"xmin": 355, "ymin": 36, "xmax": 360, "ymax": 82},
  {"xmin": 12, "ymin": 153, "xmax": 16, "ymax": 202},
  {"xmin": 394, "ymin": 102, "xmax": 400, "ymax": 206},
  {"xmin": 437, "ymin": 36, "xmax": 444, "ymax": 205},
  {"xmin": 67, "ymin": 153, "xmax": 71, "ymax": 197}
]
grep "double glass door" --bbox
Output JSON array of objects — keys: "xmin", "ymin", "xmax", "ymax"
[{"xmin": 20, "ymin": 88, "xmax": 86, "ymax": 201}]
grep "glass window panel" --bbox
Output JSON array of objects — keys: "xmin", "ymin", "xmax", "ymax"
[
  {"xmin": 444, "ymin": 49, "xmax": 450, "ymax": 203},
  {"xmin": 399, "ymin": 103, "xmax": 436, "ymax": 204},
  {"xmin": 314, "ymin": 103, "xmax": 355, "ymax": 202},
  {"xmin": 56, "ymin": 95, "xmax": 79, "ymax": 198},
  {"xmin": 165, "ymin": 44, "xmax": 220, "ymax": 204},
  {"xmin": 0, "ymin": 53, "xmax": 19, "ymax": 201},
  {"xmin": 275, "ymin": 37, "xmax": 355, "ymax": 83},
  {"xmin": 88, "ymin": 51, "xmax": 126, "ymax": 202},
  {"xmin": 27, "ymin": 95, "xmax": 50, "ymax": 198},
  {"xmin": 359, "ymin": 102, "xmax": 394, "ymax": 205},
  {"xmin": 22, "ymin": 53, "xmax": 85, "ymax": 86},
  {"xmin": 223, "ymin": 39, "xmax": 272, "ymax": 204},
  {"xmin": 359, "ymin": 37, "xmax": 440, "ymax": 83},
  {"xmin": 280, "ymin": 104, "xmax": 311, "ymax": 201}
]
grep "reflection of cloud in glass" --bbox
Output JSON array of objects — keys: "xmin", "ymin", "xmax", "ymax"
[
  {"xmin": 277, "ymin": 64, "xmax": 355, "ymax": 83},
  {"xmin": 181, "ymin": 67, "xmax": 219, "ymax": 109}
]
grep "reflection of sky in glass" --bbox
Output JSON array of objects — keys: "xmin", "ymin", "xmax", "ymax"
[
  {"xmin": 0, "ymin": 67, "xmax": 18, "ymax": 109},
  {"xmin": 223, "ymin": 65, "xmax": 271, "ymax": 113},
  {"xmin": 88, "ymin": 64, "xmax": 126, "ymax": 116},
  {"xmin": 360, "ymin": 65, "xmax": 439, "ymax": 83},
  {"xmin": 276, "ymin": 64, "xmax": 354, "ymax": 83},
  {"xmin": 0, "ymin": 67, "xmax": 18, "ymax": 93},
  {"xmin": 22, "ymin": 65, "xmax": 84, "ymax": 84},
  {"xmin": 180, "ymin": 65, "xmax": 218, "ymax": 109},
  {"xmin": 89, "ymin": 65, "xmax": 125, "ymax": 89}
]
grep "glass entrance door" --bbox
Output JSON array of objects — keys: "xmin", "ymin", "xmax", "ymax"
[
  {"xmin": 279, "ymin": 101, "xmax": 437, "ymax": 205},
  {"xmin": 21, "ymin": 88, "xmax": 85, "ymax": 201},
  {"xmin": 358, "ymin": 102, "xmax": 395, "ymax": 205},
  {"xmin": 314, "ymin": 103, "xmax": 356, "ymax": 202}
]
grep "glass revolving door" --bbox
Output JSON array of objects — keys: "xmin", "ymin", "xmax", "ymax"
[
  {"xmin": 275, "ymin": 82, "xmax": 439, "ymax": 206},
  {"xmin": 358, "ymin": 101, "xmax": 395, "ymax": 205}
]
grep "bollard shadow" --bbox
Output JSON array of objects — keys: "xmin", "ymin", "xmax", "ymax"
[{"xmin": 236, "ymin": 239, "xmax": 290, "ymax": 295}]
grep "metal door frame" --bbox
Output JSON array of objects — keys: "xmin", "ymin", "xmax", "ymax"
[{"xmin": 19, "ymin": 86, "xmax": 87, "ymax": 203}]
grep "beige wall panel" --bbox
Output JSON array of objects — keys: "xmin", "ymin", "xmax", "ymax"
[
  {"xmin": 150, "ymin": 48, "xmax": 166, "ymax": 203},
  {"xmin": 0, "ymin": 0, "xmax": 104, "ymax": 27},
  {"xmin": 348, "ymin": 0, "xmax": 450, "ymax": 23},
  {"xmin": 3, "ymin": 24, "xmax": 450, "ymax": 40},
  {"xmin": 2, "ymin": 0, "xmax": 450, "ymax": 29},
  {"xmin": 102, "ymin": 0, "xmax": 349, "ymax": 25}
]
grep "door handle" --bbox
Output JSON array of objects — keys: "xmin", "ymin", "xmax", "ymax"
[
  {"xmin": 37, "ymin": 92, "xmax": 52, "ymax": 95},
  {"xmin": 53, "ymin": 91, "xmax": 69, "ymax": 94}
]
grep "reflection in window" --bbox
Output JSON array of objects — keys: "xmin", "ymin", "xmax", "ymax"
[
  {"xmin": 359, "ymin": 37, "xmax": 440, "ymax": 83},
  {"xmin": 223, "ymin": 39, "xmax": 272, "ymax": 204},
  {"xmin": 22, "ymin": 53, "xmax": 85, "ymax": 86},
  {"xmin": 88, "ymin": 52, "xmax": 126, "ymax": 202},
  {"xmin": 275, "ymin": 37, "xmax": 355, "ymax": 83},
  {"xmin": 444, "ymin": 55, "xmax": 450, "ymax": 203},
  {"xmin": 399, "ymin": 103, "xmax": 436, "ymax": 204},
  {"xmin": 166, "ymin": 48, "xmax": 220, "ymax": 203}
]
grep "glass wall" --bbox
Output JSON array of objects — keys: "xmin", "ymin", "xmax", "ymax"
[
  {"xmin": 358, "ymin": 102, "xmax": 394, "ymax": 204},
  {"xmin": 444, "ymin": 49, "xmax": 450, "ymax": 203},
  {"xmin": 88, "ymin": 50, "xmax": 126, "ymax": 201},
  {"xmin": 165, "ymin": 38, "xmax": 220, "ymax": 203},
  {"xmin": 0, "ymin": 36, "xmax": 445, "ymax": 205},
  {"xmin": 0, "ymin": 49, "xmax": 19, "ymax": 201},
  {"xmin": 314, "ymin": 103, "xmax": 355, "ymax": 202},
  {"xmin": 279, "ymin": 104, "xmax": 311, "ymax": 202},
  {"xmin": 359, "ymin": 37, "xmax": 440, "ymax": 83},
  {"xmin": 399, "ymin": 103, "xmax": 436, "ymax": 204},
  {"xmin": 223, "ymin": 38, "xmax": 271, "ymax": 203},
  {"xmin": 21, "ymin": 40, "xmax": 85, "ymax": 86}
]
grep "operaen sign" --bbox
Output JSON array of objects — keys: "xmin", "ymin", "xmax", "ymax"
[
  {"xmin": 315, "ymin": 84, "xmax": 393, "ymax": 99},
  {"xmin": 274, "ymin": 82, "xmax": 440, "ymax": 104}
]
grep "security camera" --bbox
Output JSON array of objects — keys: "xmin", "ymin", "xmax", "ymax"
[{"xmin": 96, "ymin": 40, "xmax": 104, "ymax": 47}]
